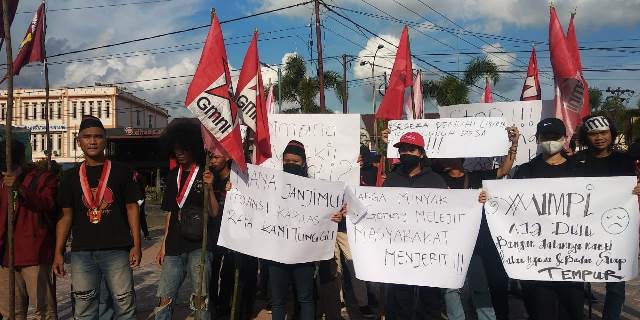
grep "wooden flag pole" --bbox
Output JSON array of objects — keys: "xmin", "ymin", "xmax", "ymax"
[{"xmin": 1, "ymin": 0, "xmax": 16, "ymax": 318}]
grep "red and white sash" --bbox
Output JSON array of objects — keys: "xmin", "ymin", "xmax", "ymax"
[
  {"xmin": 176, "ymin": 164, "xmax": 199, "ymax": 209},
  {"xmin": 80, "ymin": 160, "xmax": 112, "ymax": 224}
]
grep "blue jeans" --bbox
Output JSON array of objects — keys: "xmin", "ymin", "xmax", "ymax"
[
  {"xmin": 267, "ymin": 261, "xmax": 315, "ymax": 320},
  {"xmin": 70, "ymin": 250, "xmax": 136, "ymax": 320},
  {"xmin": 155, "ymin": 249, "xmax": 213, "ymax": 320}
]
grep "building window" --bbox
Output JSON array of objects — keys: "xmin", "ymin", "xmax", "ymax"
[
  {"xmin": 136, "ymin": 111, "xmax": 141, "ymax": 126},
  {"xmin": 32, "ymin": 103, "xmax": 37, "ymax": 120},
  {"xmin": 49, "ymin": 107, "xmax": 54, "ymax": 119},
  {"xmin": 72, "ymin": 133, "xmax": 77, "ymax": 150},
  {"xmin": 148, "ymin": 115, "xmax": 153, "ymax": 128},
  {"xmin": 97, "ymin": 101, "xmax": 102, "ymax": 118},
  {"xmin": 72, "ymin": 102, "xmax": 77, "ymax": 119},
  {"xmin": 1, "ymin": 103, "xmax": 5, "ymax": 120},
  {"xmin": 57, "ymin": 134, "xmax": 62, "ymax": 152},
  {"xmin": 89, "ymin": 101, "xmax": 94, "ymax": 117},
  {"xmin": 57, "ymin": 102, "xmax": 61, "ymax": 119},
  {"xmin": 81, "ymin": 101, "xmax": 85, "ymax": 117},
  {"xmin": 24, "ymin": 104, "xmax": 29, "ymax": 119},
  {"xmin": 41, "ymin": 103, "xmax": 46, "ymax": 120},
  {"xmin": 105, "ymin": 101, "xmax": 111, "ymax": 118},
  {"xmin": 41, "ymin": 135, "xmax": 45, "ymax": 152},
  {"xmin": 32, "ymin": 136, "xmax": 37, "ymax": 151}
]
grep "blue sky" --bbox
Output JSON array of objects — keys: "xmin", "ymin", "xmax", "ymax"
[{"xmin": 5, "ymin": 0, "xmax": 640, "ymax": 117}]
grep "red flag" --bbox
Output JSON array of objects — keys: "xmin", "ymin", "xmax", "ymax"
[
  {"xmin": 481, "ymin": 78, "xmax": 493, "ymax": 103},
  {"xmin": 549, "ymin": 6, "xmax": 583, "ymax": 141},
  {"xmin": 520, "ymin": 48, "xmax": 542, "ymax": 101},
  {"xmin": 376, "ymin": 26, "xmax": 413, "ymax": 120},
  {"xmin": 235, "ymin": 31, "xmax": 271, "ymax": 165},
  {"xmin": 567, "ymin": 13, "xmax": 590, "ymax": 118},
  {"xmin": 0, "ymin": 0, "xmax": 19, "ymax": 39},
  {"xmin": 12, "ymin": 3, "xmax": 45, "ymax": 77},
  {"xmin": 185, "ymin": 13, "xmax": 246, "ymax": 171},
  {"xmin": 375, "ymin": 156, "xmax": 385, "ymax": 187},
  {"xmin": 413, "ymin": 72, "xmax": 423, "ymax": 119}
]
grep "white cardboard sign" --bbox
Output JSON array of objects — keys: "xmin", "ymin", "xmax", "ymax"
[
  {"xmin": 387, "ymin": 117, "xmax": 510, "ymax": 159},
  {"xmin": 261, "ymin": 114, "xmax": 360, "ymax": 185},
  {"xmin": 218, "ymin": 164, "xmax": 345, "ymax": 264},
  {"xmin": 344, "ymin": 186, "xmax": 483, "ymax": 288},
  {"xmin": 483, "ymin": 177, "xmax": 640, "ymax": 282},
  {"xmin": 438, "ymin": 100, "xmax": 555, "ymax": 171}
]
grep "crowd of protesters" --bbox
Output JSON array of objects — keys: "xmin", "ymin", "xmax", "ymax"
[{"xmin": 0, "ymin": 113, "xmax": 639, "ymax": 320}]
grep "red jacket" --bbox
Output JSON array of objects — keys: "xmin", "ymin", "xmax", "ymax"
[{"xmin": 0, "ymin": 165, "xmax": 58, "ymax": 266}]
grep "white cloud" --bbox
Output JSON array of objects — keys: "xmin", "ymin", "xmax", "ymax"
[
  {"xmin": 354, "ymin": 35, "xmax": 403, "ymax": 100},
  {"xmin": 253, "ymin": 0, "xmax": 640, "ymax": 31}
]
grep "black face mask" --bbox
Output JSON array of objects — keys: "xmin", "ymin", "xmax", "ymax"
[
  {"xmin": 283, "ymin": 163, "xmax": 306, "ymax": 177},
  {"xmin": 399, "ymin": 154, "xmax": 422, "ymax": 173}
]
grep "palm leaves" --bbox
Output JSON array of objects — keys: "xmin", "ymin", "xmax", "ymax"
[{"xmin": 424, "ymin": 57, "xmax": 500, "ymax": 106}]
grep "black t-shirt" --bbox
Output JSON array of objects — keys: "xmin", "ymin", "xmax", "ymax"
[
  {"xmin": 573, "ymin": 150, "xmax": 635, "ymax": 177},
  {"xmin": 514, "ymin": 155, "xmax": 575, "ymax": 179},
  {"xmin": 162, "ymin": 166, "xmax": 215, "ymax": 256},
  {"xmin": 59, "ymin": 161, "xmax": 140, "ymax": 251},
  {"xmin": 441, "ymin": 169, "xmax": 497, "ymax": 190},
  {"xmin": 210, "ymin": 172, "xmax": 229, "ymax": 243}
]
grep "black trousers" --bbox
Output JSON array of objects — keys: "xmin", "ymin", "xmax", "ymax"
[
  {"xmin": 476, "ymin": 216, "xmax": 510, "ymax": 320},
  {"xmin": 522, "ymin": 281, "xmax": 584, "ymax": 320},
  {"xmin": 385, "ymin": 284, "xmax": 443, "ymax": 320},
  {"xmin": 210, "ymin": 249, "xmax": 258, "ymax": 320}
]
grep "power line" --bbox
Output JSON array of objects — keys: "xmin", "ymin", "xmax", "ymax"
[
  {"xmin": 322, "ymin": 2, "xmax": 513, "ymax": 101},
  {"xmin": 45, "ymin": 0, "xmax": 315, "ymax": 59},
  {"xmin": 18, "ymin": 0, "xmax": 176, "ymax": 14}
]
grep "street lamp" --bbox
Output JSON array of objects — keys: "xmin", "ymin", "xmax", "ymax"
[{"xmin": 360, "ymin": 44, "xmax": 384, "ymax": 149}]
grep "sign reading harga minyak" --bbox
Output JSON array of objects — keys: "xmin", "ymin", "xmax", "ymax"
[
  {"xmin": 483, "ymin": 176, "xmax": 640, "ymax": 282},
  {"xmin": 344, "ymin": 186, "xmax": 483, "ymax": 288},
  {"xmin": 218, "ymin": 164, "xmax": 345, "ymax": 264},
  {"xmin": 387, "ymin": 117, "xmax": 510, "ymax": 159}
]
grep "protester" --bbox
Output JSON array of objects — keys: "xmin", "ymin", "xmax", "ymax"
[
  {"xmin": 154, "ymin": 121, "xmax": 218, "ymax": 320},
  {"xmin": 433, "ymin": 125, "xmax": 519, "ymax": 320},
  {"xmin": 574, "ymin": 115, "xmax": 636, "ymax": 320},
  {"xmin": 382, "ymin": 132, "xmax": 450, "ymax": 320},
  {"xmin": 0, "ymin": 140, "xmax": 58, "ymax": 320},
  {"xmin": 208, "ymin": 148, "xmax": 259, "ymax": 320},
  {"xmin": 54, "ymin": 115, "xmax": 141, "ymax": 319},
  {"xmin": 512, "ymin": 118, "xmax": 582, "ymax": 319},
  {"xmin": 262, "ymin": 140, "xmax": 344, "ymax": 320},
  {"xmin": 332, "ymin": 145, "xmax": 376, "ymax": 319}
]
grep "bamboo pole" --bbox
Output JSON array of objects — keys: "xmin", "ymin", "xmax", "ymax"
[{"xmin": 1, "ymin": 0, "xmax": 16, "ymax": 318}]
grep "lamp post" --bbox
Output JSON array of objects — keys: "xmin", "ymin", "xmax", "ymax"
[{"xmin": 360, "ymin": 44, "xmax": 384, "ymax": 149}]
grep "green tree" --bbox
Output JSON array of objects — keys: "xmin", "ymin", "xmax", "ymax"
[
  {"xmin": 588, "ymin": 88, "xmax": 603, "ymax": 112},
  {"xmin": 271, "ymin": 55, "xmax": 344, "ymax": 113},
  {"xmin": 423, "ymin": 57, "xmax": 500, "ymax": 106}
]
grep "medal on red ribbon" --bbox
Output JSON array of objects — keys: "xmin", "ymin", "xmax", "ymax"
[
  {"xmin": 80, "ymin": 160, "xmax": 112, "ymax": 224},
  {"xmin": 176, "ymin": 164, "xmax": 199, "ymax": 209}
]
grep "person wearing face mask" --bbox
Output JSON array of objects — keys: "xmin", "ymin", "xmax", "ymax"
[
  {"xmin": 513, "ymin": 118, "xmax": 582, "ymax": 320},
  {"xmin": 266, "ymin": 140, "xmax": 344, "ymax": 320},
  {"xmin": 574, "ymin": 115, "xmax": 637, "ymax": 320},
  {"xmin": 433, "ymin": 126, "xmax": 519, "ymax": 320},
  {"xmin": 382, "ymin": 132, "xmax": 449, "ymax": 320}
]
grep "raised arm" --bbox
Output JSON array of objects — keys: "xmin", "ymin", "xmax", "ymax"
[{"xmin": 496, "ymin": 126, "xmax": 520, "ymax": 178}]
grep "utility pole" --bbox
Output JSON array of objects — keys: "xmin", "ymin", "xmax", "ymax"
[
  {"xmin": 314, "ymin": 0, "xmax": 325, "ymax": 113},
  {"xmin": 342, "ymin": 54, "xmax": 348, "ymax": 113},
  {"xmin": 1, "ymin": 0, "xmax": 16, "ymax": 318}
]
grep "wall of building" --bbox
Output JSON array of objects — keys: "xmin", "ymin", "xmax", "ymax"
[{"xmin": 0, "ymin": 87, "xmax": 169, "ymax": 163}]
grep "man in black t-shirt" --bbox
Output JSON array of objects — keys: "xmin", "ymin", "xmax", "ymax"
[
  {"xmin": 575, "ymin": 115, "xmax": 637, "ymax": 320},
  {"xmin": 54, "ymin": 116, "xmax": 141, "ymax": 320},
  {"xmin": 154, "ymin": 121, "xmax": 218, "ymax": 320},
  {"xmin": 514, "ymin": 118, "xmax": 582, "ymax": 320}
]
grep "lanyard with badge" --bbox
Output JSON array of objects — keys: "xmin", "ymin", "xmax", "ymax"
[
  {"xmin": 176, "ymin": 164, "xmax": 199, "ymax": 219},
  {"xmin": 80, "ymin": 160, "xmax": 112, "ymax": 224}
]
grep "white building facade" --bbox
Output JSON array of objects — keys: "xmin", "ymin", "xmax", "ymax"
[{"xmin": 0, "ymin": 86, "xmax": 169, "ymax": 163}]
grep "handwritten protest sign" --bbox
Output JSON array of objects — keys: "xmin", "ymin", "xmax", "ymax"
[
  {"xmin": 218, "ymin": 164, "xmax": 344, "ymax": 264},
  {"xmin": 344, "ymin": 186, "xmax": 483, "ymax": 288},
  {"xmin": 483, "ymin": 177, "xmax": 640, "ymax": 282},
  {"xmin": 387, "ymin": 117, "xmax": 510, "ymax": 159},
  {"xmin": 261, "ymin": 114, "xmax": 360, "ymax": 185},
  {"xmin": 438, "ymin": 100, "xmax": 554, "ymax": 171}
]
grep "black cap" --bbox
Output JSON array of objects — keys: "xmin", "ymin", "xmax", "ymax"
[
  {"xmin": 79, "ymin": 115, "xmax": 105, "ymax": 132},
  {"xmin": 536, "ymin": 118, "xmax": 566, "ymax": 137},
  {"xmin": 283, "ymin": 140, "xmax": 306, "ymax": 159}
]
